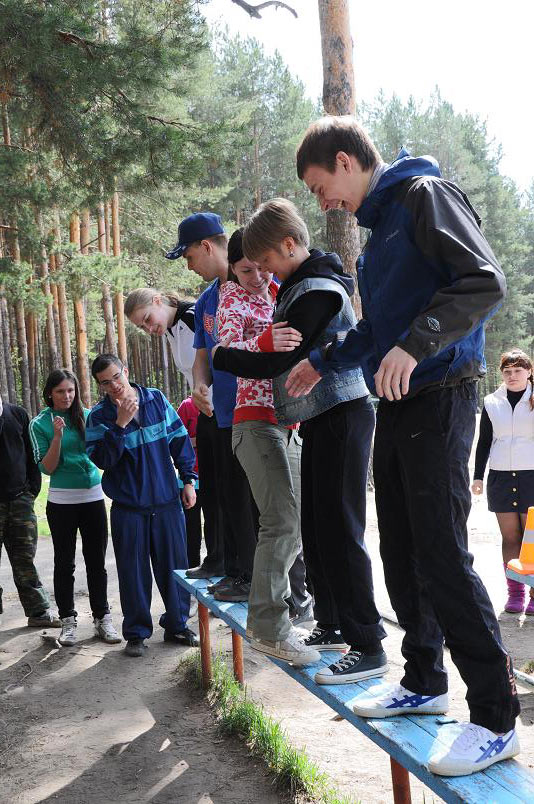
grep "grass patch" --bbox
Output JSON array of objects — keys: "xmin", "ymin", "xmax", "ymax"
[
  {"xmin": 520, "ymin": 659, "xmax": 534, "ymax": 675},
  {"xmin": 179, "ymin": 651, "xmax": 358, "ymax": 804},
  {"xmin": 34, "ymin": 479, "xmax": 50, "ymax": 538}
]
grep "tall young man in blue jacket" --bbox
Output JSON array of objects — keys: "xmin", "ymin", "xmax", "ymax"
[
  {"xmin": 86, "ymin": 354, "xmax": 199, "ymax": 657},
  {"xmin": 286, "ymin": 116, "xmax": 520, "ymax": 776}
]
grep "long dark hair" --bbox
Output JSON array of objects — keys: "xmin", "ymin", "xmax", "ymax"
[{"xmin": 43, "ymin": 369, "xmax": 86, "ymax": 437}]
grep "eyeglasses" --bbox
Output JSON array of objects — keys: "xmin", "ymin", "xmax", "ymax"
[{"xmin": 98, "ymin": 367, "xmax": 125, "ymax": 389}]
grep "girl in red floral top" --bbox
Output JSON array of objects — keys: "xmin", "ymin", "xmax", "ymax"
[{"xmin": 214, "ymin": 229, "xmax": 316, "ymax": 666}]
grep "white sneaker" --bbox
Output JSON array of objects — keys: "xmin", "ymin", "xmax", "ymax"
[
  {"xmin": 58, "ymin": 616, "xmax": 77, "ymax": 646},
  {"xmin": 352, "ymin": 682, "xmax": 449, "ymax": 718},
  {"xmin": 94, "ymin": 613, "xmax": 121, "ymax": 644},
  {"xmin": 250, "ymin": 627, "xmax": 321, "ymax": 666},
  {"xmin": 427, "ymin": 722, "xmax": 520, "ymax": 776}
]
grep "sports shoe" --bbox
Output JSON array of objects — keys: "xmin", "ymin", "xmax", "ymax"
[
  {"xmin": 304, "ymin": 625, "xmax": 348, "ymax": 651},
  {"xmin": 214, "ymin": 577, "xmax": 251, "ymax": 602},
  {"xmin": 58, "ymin": 616, "xmax": 77, "ymax": 646},
  {"xmin": 315, "ymin": 650, "xmax": 388, "ymax": 685},
  {"xmin": 94, "ymin": 613, "xmax": 121, "ymax": 644},
  {"xmin": 125, "ymin": 638, "xmax": 146, "ymax": 657},
  {"xmin": 250, "ymin": 627, "xmax": 321, "ymax": 666},
  {"xmin": 427, "ymin": 722, "xmax": 520, "ymax": 776},
  {"xmin": 163, "ymin": 627, "xmax": 200, "ymax": 647},
  {"xmin": 352, "ymin": 682, "xmax": 449, "ymax": 717},
  {"xmin": 186, "ymin": 565, "xmax": 223, "ymax": 580},
  {"xmin": 207, "ymin": 576, "xmax": 234, "ymax": 594},
  {"xmin": 525, "ymin": 596, "xmax": 534, "ymax": 616},
  {"xmin": 28, "ymin": 609, "xmax": 61, "ymax": 628}
]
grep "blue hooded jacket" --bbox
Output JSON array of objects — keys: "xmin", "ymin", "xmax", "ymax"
[
  {"xmin": 309, "ymin": 150, "xmax": 506, "ymax": 396},
  {"xmin": 85, "ymin": 384, "xmax": 197, "ymax": 509}
]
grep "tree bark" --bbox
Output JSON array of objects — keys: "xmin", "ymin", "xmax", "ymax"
[
  {"xmin": 36, "ymin": 211, "xmax": 60, "ymax": 372},
  {"xmin": 71, "ymin": 211, "xmax": 91, "ymax": 406},
  {"xmin": 53, "ymin": 210, "xmax": 73, "ymax": 370},
  {"xmin": 111, "ymin": 190, "xmax": 127, "ymax": 363},
  {"xmin": 318, "ymin": 0, "xmax": 362, "ymax": 317},
  {"xmin": 98, "ymin": 201, "xmax": 117, "ymax": 354}
]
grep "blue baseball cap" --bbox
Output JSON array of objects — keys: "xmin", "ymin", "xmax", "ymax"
[{"xmin": 165, "ymin": 212, "xmax": 225, "ymax": 260}]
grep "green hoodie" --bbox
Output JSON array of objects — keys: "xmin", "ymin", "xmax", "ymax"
[{"xmin": 29, "ymin": 407, "xmax": 101, "ymax": 489}]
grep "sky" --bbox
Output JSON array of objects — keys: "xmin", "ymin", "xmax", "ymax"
[{"xmin": 201, "ymin": 0, "xmax": 533, "ymax": 192}]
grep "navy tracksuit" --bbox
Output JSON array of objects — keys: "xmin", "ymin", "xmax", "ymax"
[{"xmin": 86, "ymin": 385, "xmax": 197, "ymax": 640}]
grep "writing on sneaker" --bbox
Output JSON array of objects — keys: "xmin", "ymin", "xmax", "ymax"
[
  {"xmin": 250, "ymin": 627, "xmax": 321, "ymax": 666},
  {"xmin": 304, "ymin": 625, "xmax": 348, "ymax": 651},
  {"xmin": 427, "ymin": 722, "xmax": 520, "ymax": 776},
  {"xmin": 315, "ymin": 650, "xmax": 388, "ymax": 685},
  {"xmin": 352, "ymin": 682, "xmax": 449, "ymax": 718}
]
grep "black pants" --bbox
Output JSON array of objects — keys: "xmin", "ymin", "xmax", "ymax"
[
  {"xmin": 216, "ymin": 424, "xmax": 258, "ymax": 581},
  {"xmin": 195, "ymin": 412, "xmax": 225, "ymax": 573},
  {"xmin": 300, "ymin": 397, "xmax": 385, "ymax": 648},
  {"xmin": 46, "ymin": 499, "xmax": 110, "ymax": 620},
  {"xmin": 374, "ymin": 383, "xmax": 519, "ymax": 733},
  {"xmin": 184, "ymin": 500, "xmax": 202, "ymax": 568}
]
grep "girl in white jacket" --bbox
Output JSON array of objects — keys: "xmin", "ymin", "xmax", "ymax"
[{"xmin": 472, "ymin": 349, "xmax": 534, "ymax": 613}]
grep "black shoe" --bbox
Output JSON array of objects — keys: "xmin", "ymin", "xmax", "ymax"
[
  {"xmin": 186, "ymin": 565, "xmax": 223, "ymax": 580},
  {"xmin": 164, "ymin": 627, "xmax": 200, "ymax": 647},
  {"xmin": 125, "ymin": 639, "xmax": 147, "ymax": 657},
  {"xmin": 213, "ymin": 577, "xmax": 251, "ymax": 602},
  {"xmin": 207, "ymin": 576, "xmax": 234, "ymax": 594},
  {"xmin": 304, "ymin": 625, "xmax": 348, "ymax": 651},
  {"xmin": 314, "ymin": 650, "xmax": 388, "ymax": 685}
]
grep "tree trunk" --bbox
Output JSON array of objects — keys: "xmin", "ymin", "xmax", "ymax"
[
  {"xmin": 25, "ymin": 311, "xmax": 37, "ymax": 416},
  {"xmin": 98, "ymin": 201, "xmax": 117, "ymax": 354},
  {"xmin": 318, "ymin": 0, "xmax": 362, "ymax": 317},
  {"xmin": 36, "ymin": 212, "xmax": 59, "ymax": 371},
  {"xmin": 71, "ymin": 212, "xmax": 91, "ymax": 406},
  {"xmin": 53, "ymin": 210, "xmax": 73, "ymax": 370},
  {"xmin": 131, "ymin": 334, "xmax": 142, "ymax": 384},
  {"xmin": 111, "ymin": 191, "xmax": 127, "ymax": 363},
  {"xmin": 14, "ymin": 300, "xmax": 32, "ymax": 412},
  {"xmin": 48, "ymin": 253, "xmax": 62, "ymax": 363}
]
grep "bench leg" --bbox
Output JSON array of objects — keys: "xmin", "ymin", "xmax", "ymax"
[
  {"xmin": 198, "ymin": 602, "xmax": 212, "ymax": 689},
  {"xmin": 232, "ymin": 630, "xmax": 245, "ymax": 685},
  {"xmin": 390, "ymin": 758, "xmax": 411, "ymax": 803}
]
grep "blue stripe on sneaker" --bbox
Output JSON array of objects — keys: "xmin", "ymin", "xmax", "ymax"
[
  {"xmin": 475, "ymin": 731, "xmax": 516, "ymax": 763},
  {"xmin": 386, "ymin": 694, "xmax": 442, "ymax": 710}
]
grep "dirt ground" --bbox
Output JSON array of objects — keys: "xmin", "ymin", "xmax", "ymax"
[{"xmin": 1, "ymin": 489, "xmax": 534, "ymax": 803}]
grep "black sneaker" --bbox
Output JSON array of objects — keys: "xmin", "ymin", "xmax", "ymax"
[
  {"xmin": 207, "ymin": 576, "xmax": 234, "ymax": 594},
  {"xmin": 315, "ymin": 650, "xmax": 388, "ymax": 685},
  {"xmin": 214, "ymin": 578, "xmax": 251, "ymax": 602},
  {"xmin": 125, "ymin": 639, "xmax": 147, "ymax": 657},
  {"xmin": 164, "ymin": 627, "xmax": 200, "ymax": 647},
  {"xmin": 304, "ymin": 625, "xmax": 348, "ymax": 651},
  {"xmin": 186, "ymin": 565, "xmax": 224, "ymax": 580}
]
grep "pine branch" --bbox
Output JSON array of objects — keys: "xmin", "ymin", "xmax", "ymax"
[
  {"xmin": 230, "ymin": 1, "xmax": 298, "ymax": 19},
  {"xmin": 57, "ymin": 30, "xmax": 96, "ymax": 58}
]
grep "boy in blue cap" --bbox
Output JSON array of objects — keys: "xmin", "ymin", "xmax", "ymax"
[{"xmin": 166, "ymin": 214, "xmax": 258, "ymax": 602}]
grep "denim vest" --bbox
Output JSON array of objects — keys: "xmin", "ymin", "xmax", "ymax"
[{"xmin": 272, "ymin": 277, "xmax": 368, "ymax": 425}]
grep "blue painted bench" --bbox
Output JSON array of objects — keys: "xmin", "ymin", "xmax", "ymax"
[{"xmin": 174, "ymin": 570, "xmax": 534, "ymax": 804}]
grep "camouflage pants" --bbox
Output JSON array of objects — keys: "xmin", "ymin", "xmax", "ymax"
[{"xmin": 0, "ymin": 493, "xmax": 50, "ymax": 617}]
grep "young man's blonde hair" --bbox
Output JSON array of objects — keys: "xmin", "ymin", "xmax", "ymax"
[{"xmin": 242, "ymin": 198, "xmax": 310, "ymax": 262}]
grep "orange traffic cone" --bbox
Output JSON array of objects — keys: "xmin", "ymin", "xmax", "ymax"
[{"xmin": 508, "ymin": 506, "xmax": 534, "ymax": 575}]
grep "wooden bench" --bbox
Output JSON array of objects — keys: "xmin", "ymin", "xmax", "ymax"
[{"xmin": 174, "ymin": 570, "xmax": 534, "ymax": 804}]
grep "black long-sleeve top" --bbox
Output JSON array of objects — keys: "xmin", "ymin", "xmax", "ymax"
[
  {"xmin": 213, "ymin": 290, "xmax": 341, "ymax": 379},
  {"xmin": 473, "ymin": 388, "xmax": 525, "ymax": 480},
  {"xmin": 0, "ymin": 403, "xmax": 42, "ymax": 501}
]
